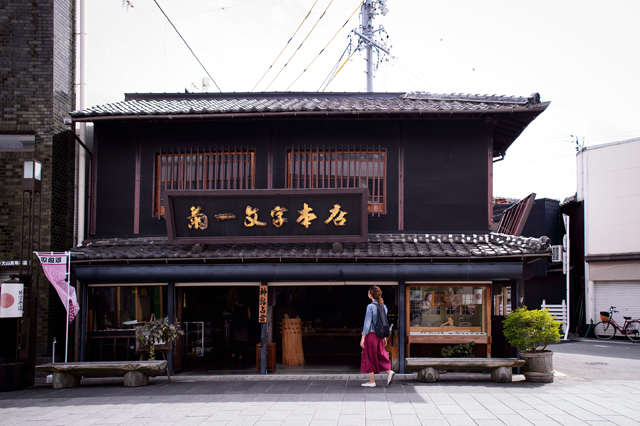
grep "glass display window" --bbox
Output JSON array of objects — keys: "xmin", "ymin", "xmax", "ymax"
[
  {"xmin": 408, "ymin": 284, "xmax": 488, "ymax": 335},
  {"xmin": 87, "ymin": 285, "xmax": 167, "ymax": 331}
]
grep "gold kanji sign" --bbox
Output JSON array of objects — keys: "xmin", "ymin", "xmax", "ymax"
[
  {"xmin": 258, "ymin": 285, "xmax": 268, "ymax": 323},
  {"xmin": 166, "ymin": 188, "xmax": 367, "ymax": 244}
]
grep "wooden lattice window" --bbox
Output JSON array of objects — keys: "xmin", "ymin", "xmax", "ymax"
[
  {"xmin": 154, "ymin": 147, "xmax": 255, "ymax": 217},
  {"xmin": 286, "ymin": 145, "xmax": 386, "ymax": 215}
]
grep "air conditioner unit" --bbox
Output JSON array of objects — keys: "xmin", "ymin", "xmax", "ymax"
[{"xmin": 551, "ymin": 245, "xmax": 563, "ymax": 262}]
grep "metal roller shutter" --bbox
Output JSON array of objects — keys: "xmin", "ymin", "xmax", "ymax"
[{"xmin": 594, "ymin": 281, "xmax": 640, "ymax": 323}]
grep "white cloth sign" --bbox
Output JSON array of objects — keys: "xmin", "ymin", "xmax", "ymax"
[{"xmin": 0, "ymin": 283, "xmax": 24, "ymax": 318}]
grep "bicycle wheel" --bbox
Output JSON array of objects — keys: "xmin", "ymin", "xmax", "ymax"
[
  {"xmin": 624, "ymin": 321, "xmax": 640, "ymax": 342},
  {"xmin": 593, "ymin": 321, "xmax": 616, "ymax": 340}
]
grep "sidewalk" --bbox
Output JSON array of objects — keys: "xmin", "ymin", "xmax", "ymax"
[{"xmin": 1, "ymin": 372, "xmax": 639, "ymax": 426}]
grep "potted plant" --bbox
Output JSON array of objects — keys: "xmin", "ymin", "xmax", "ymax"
[
  {"xmin": 502, "ymin": 306, "xmax": 562, "ymax": 383},
  {"xmin": 136, "ymin": 315, "xmax": 184, "ymax": 360}
]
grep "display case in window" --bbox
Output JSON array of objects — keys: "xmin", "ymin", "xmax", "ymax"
[
  {"xmin": 184, "ymin": 321, "xmax": 204, "ymax": 357},
  {"xmin": 493, "ymin": 285, "xmax": 512, "ymax": 316},
  {"xmin": 406, "ymin": 283, "xmax": 491, "ymax": 356}
]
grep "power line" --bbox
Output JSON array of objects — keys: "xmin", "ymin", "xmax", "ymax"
[
  {"xmin": 286, "ymin": 0, "xmax": 361, "ymax": 91},
  {"xmin": 264, "ymin": 0, "xmax": 337, "ymax": 91},
  {"xmin": 318, "ymin": 44, "xmax": 351, "ymax": 91},
  {"xmin": 390, "ymin": 56, "xmax": 444, "ymax": 91},
  {"xmin": 252, "ymin": 0, "xmax": 320, "ymax": 92},
  {"xmin": 171, "ymin": 0, "xmax": 264, "ymax": 19},
  {"xmin": 152, "ymin": 0, "xmax": 221, "ymax": 92},
  {"xmin": 322, "ymin": 49, "xmax": 357, "ymax": 91}
]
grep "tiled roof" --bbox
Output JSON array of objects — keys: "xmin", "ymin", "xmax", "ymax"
[
  {"xmin": 70, "ymin": 92, "xmax": 548, "ymax": 119},
  {"xmin": 72, "ymin": 233, "xmax": 551, "ymax": 263}
]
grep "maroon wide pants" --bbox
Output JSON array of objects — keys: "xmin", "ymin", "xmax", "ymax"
[{"xmin": 360, "ymin": 333, "xmax": 391, "ymax": 374}]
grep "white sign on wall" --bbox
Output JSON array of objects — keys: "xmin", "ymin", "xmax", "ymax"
[{"xmin": 0, "ymin": 283, "xmax": 24, "ymax": 318}]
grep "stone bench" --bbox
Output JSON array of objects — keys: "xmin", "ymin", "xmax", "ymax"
[
  {"xmin": 405, "ymin": 357, "xmax": 525, "ymax": 383},
  {"xmin": 35, "ymin": 361, "xmax": 167, "ymax": 389}
]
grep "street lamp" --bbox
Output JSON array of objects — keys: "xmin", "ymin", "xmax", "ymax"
[
  {"xmin": 16, "ymin": 159, "xmax": 42, "ymax": 387},
  {"xmin": 22, "ymin": 160, "xmax": 42, "ymax": 193}
]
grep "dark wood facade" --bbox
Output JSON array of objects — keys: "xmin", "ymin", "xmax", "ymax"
[
  {"xmin": 71, "ymin": 92, "xmax": 551, "ymax": 372},
  {"xmin": 93, "ymin": 118, "xmax": 493, "ymax": 238}
]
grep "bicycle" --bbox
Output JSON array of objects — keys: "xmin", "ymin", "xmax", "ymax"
[{"xmin": 593, "ymin": 306, "xmax": 640, "ymax": 342}]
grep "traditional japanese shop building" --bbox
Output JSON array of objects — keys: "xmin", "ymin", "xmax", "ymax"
[{"xmin": 70, "ymin": 91, "xmax": 550, "ymax": 374}]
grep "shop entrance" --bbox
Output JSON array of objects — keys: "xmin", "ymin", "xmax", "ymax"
[
  {"xmin": 175, "ymin": 285, "xmax": 260, "ymax": 374},
  {"xmin": 175, "ymin": 283, "xmax": 398, "ymax": 375}
]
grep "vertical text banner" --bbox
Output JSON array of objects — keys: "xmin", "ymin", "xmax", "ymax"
[
  {"xmin": 36, "ymin": 253, "xmax": 79, "ymax": 323},
  {"xmin": 258, "ymin": 285, "xmax": 268, "ymax": 323}
]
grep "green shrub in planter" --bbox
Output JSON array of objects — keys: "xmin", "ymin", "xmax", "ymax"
[
  {"xmin": 502, "ymin": 306, "xmax": 562, "ymax": 353},
  {"xmin": 441, "ymin": 341, "xmax": 475, "ymax": 358}
]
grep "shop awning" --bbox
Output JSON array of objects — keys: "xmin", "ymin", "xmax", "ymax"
[{"xmin": 75, "ymin": 261, "xmax": 525, "ymax": 284}]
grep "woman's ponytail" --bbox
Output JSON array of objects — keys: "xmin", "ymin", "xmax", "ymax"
[{"xmin": 369, "ymin": 285, "xmax": 384, "ymax": 305}]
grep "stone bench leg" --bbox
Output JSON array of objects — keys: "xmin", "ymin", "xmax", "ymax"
[
  {"xmin": 491, "ymin": 366, "xmax": 512, "ymax": 383},
  {"xmin": 52, "ymin": 372, "xmax": 81, "ymax": 389},
  {"xmin": 124, "ymin": 371, "xmax": 149, "ymax": 387},
  {"xmin": 416, "ymin": 367, "xmax": 439, "ymax": 383}
]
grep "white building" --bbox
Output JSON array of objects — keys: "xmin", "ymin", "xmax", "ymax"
[{"xmin": 577, "ymin": 137, "xmax": 640, "ymax": 323}]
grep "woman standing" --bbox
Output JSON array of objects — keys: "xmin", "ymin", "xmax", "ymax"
[{"xmin": 360, "ymin": 285, "xmax": 395, "ymax": 387}]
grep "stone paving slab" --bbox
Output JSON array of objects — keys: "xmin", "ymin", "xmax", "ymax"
[{"xmin": 1, "ymin": 373, "xmax": 640, "ymax": 426}]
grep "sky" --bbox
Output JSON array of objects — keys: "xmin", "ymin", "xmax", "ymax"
[{"xmin": 84, "ymin": 0, "xmax": 640, "ymax": 202}]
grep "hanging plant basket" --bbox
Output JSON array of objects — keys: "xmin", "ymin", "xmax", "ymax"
[{"xmin": 135, "ymin": 314, "xmax": 182, "ymax": 355}]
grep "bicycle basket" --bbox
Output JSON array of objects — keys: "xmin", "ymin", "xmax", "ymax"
[{"xmin": 600, "ymin": 311, "xmax": 610, "ymax": 322}]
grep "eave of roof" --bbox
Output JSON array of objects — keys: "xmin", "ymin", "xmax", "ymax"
[
  {"xmin": 69, "ymin": 91, "xmax": 548, "ymax": 157},
  {"xmin": 70, "ymin": 91, "xmax": 548, "ymax": 121},
  {"xmin": 71, "ymin": 232, "xmax": 551, "ymax": 265}
]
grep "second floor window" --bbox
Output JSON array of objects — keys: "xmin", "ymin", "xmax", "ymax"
[
  {"xmin": 286, "ymin": 145, "xmax": 386, "ymax": 215},
  {"xmin": 154, "ymin": 147, "xmax": 255, "ymax": 216}
]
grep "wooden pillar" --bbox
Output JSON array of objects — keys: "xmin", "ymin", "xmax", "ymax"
[
  {"xmin": 260, "ymin": 282, "xmax": 267, "ymax": 375},
  {"xmin": 514, "ymin": 279, "xmax": 524, "ymax": 374},
  {"xmin": 260, "ymin": 323, "xmax": 267, "ymax": 375},
  {"xmin": 398, "ymin": 280, "xmax": 405, "ymax": 374},
  {"xmin": 80, "ymin": 281, "xmax": 87, "ymax": 362},
  {"xmin": 266, "ymin": 286, "xmax": 276, "ymax": 344},
  {"xmin": 167, "ymin": 282, "xmax": 175, "ymax": 376},
  {"xmin": 74, "ymin": 279, "xmax": 82, "ymax": 362}
]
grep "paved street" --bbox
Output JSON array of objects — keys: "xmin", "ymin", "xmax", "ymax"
[
  {"xmin": 551, "ymin": 338, "xmax": 640, "ymax": 381},
  {"xmin": 1, "ymin": 371, "xmax": 639, "ymax": 426}
]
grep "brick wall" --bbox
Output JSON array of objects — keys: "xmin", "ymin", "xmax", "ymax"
[{"xmin": 0, "ymin": 0, "xmax": 75, "ymax": 358}]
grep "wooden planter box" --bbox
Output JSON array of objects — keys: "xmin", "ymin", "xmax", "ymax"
[
  {"xmin": 520, "ymin": 350, "xmax": 554, "ymax": 383},
  {"xmin": 256, "ymin": 343, "xmax": 276, "ymax": 373}
]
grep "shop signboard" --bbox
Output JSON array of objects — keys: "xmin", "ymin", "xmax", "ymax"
[
  {"xmin": 0, "ymin": 283, "xmax": 24, "ymax": 318},
  {"xmin": 164, "ymin": 188, "xmax": 368, "ymax": 244},
  {"xmin": 258, "ymin": 285, "xmax": 268, "ymax": 323}
]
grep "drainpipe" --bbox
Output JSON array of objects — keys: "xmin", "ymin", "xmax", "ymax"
[
  {"xmin": 562, "ymin": 214, "xmax": 570, "ymax": 340},
  {"xmin": 580, "ymin": 148, "xmax": 594, "ymax": 324},
  {"xmin": 76, "ymin": 0, "xmax": 87, "ymax": 246}
]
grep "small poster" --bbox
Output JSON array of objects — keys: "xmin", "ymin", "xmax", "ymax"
[
  {"xmin": 258, "ymin": 285, "xmax": 268, "ymax": 323},
  {"xmin": 0, "ymin": 283, "xmax": 24, "ymax": 318}
]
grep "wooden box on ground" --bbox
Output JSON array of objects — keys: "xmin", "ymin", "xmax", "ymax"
[{"xmin": 256, "ymin": 343, "xmax": 276, "ymax": 373}]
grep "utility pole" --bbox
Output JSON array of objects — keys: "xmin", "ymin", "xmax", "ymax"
[
  {"xmin": 354, "ymin": 0, "xmax": 391, "ymax": 92},
  {"xmin": 362, "ymin": 0, "xmax": 374, "ymax": 92}
]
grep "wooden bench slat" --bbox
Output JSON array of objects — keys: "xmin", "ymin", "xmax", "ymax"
[
  {"xmin": 36, "ymin": 361, "xmax": 167, "ymax": 377},
  {"xmin": 35, "ymin": 361, "xmax": 167, "ymax": 388},
  {"xmin": 405, "ymin": 357, "xmax": 525, "ymax": 383},
  {"xmin": 405, "ymin": 358, "xmax": 524, "ymax": 370}
]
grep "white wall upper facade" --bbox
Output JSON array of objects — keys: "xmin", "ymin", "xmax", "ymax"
[{"xmin": 577, "ymin": 138, "xmax": 640, "ymax": 256}]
